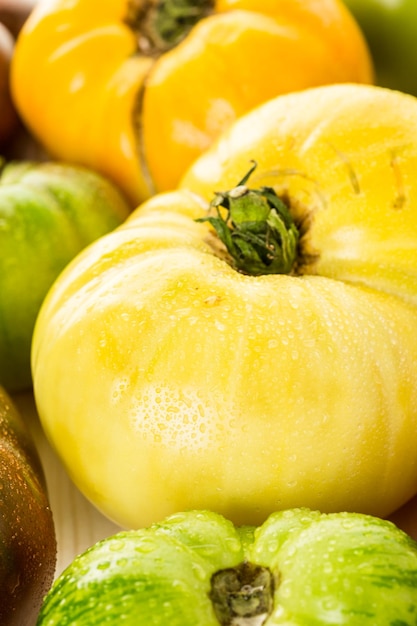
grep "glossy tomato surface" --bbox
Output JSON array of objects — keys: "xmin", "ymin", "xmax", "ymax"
[
  {"xmin": 0, "ymin": 160, "xmax": 130, "ymax": 392},
  {"xmin": 0, "ymin": 386, "xmax": 56, "ymax": 625},
  {"xmin": 36, "ymin": 509, "xmax": 417, "ymax": 625},
  {"xmin": 343, "ymin": 0, "xmax": 417, "ymax": 96},
  {"xmin": 11, "ymin": 0, "xmax": 373, "ymax": 204},
  {"xmin": 0, "ymin": 21, "xmax": 17, "ymax": 144},
  {"xmin": 32, "ymin": 84, "xmax": 417, "ymax": 529}
]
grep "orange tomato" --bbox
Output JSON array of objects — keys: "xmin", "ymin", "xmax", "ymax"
[{"xmin": 11, "ymin": 0, "xmax": 373, "ymax": 205}]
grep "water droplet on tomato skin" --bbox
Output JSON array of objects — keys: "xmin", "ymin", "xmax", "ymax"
[
  {"xmin": 133, "ymin": 537, "xmax": 158, "ymax": 554},
  {"xmin": 321, "ymin": 597, "xmax": 339, "ymax": 612},
  {"xmin": 172, "ymin": 578, "xmax": 189, "ymax": 592},
  {"xmin": 322, "ymin": 561, "xmax": 334, "ymax": 575},
  {"xmin": 225, "ymin": 536, "xmax": 241, "ymax": 555},
  {"xmin": 266, "ymin": 540, "xmax": 279, "ymax": 554},
  {"xmin": 191, "ymin": 561, "xmax": 208, "ymax": 581},
  {"xmin": 109, "ymin": 539, "xmax": 126, "ymax": 552},
  {"xmin": 128, "ymin": 384, "xmax": 229, "ymax": 452}
]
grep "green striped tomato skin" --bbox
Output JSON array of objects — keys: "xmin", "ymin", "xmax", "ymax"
[
  {"xmin": 36, "ymin": 509, "xmax": 417, "ymax": 625},
  {"xmin": 0, "ymin": 160, "xmax": 130, "ymax": 391},
  {"xmin": 36, "ymin": 511, "xmax": 243, "ymax": 626}
]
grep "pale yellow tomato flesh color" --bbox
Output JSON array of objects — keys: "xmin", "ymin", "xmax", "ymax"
[{"xmin": 32, "ymin": 89, "xmax": 417, "ymax": 534}]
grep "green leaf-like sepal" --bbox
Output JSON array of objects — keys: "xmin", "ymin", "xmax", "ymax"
[{"xmin": 197, "ymin": 162, "xmax": 299, "ymax": 276}]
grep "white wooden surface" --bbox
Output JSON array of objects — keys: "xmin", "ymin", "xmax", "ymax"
[{"xmin": 13, "ymin": 391, "xmax": 122, "ymax": 578}]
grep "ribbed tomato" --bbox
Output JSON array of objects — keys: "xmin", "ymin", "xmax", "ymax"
[{"xmin": 11, "ymin": 0, "xmax": 373, "ymax": 204}]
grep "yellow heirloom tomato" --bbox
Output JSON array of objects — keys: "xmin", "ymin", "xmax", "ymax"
[
  {"xmin": 11, "ymin": 0, "xmax": 373, "ymax": 205},
  {"xmin": 32, "ymin": 83, "xmax": 417, "ymax": 530}
]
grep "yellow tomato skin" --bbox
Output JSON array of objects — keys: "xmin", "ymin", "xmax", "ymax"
[
  {"xmin": 32, "ymin": 85, "xmax": 417, "ymax": 529},
  {"xmin": 182, "ymin": 83, "xmax": 417, "ymax": 308},
  {"xmin": 11, "ymin": 0, "xmax": 373, "ymax": 205}
]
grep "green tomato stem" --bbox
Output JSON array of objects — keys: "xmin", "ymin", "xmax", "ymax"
[
  {"xmin": 197, "ymin": 162, "xmax": 300, "ymax": 276},
  {"xmin": 210, "ymin": 562, "xmax": 274, "ymax": 626},
  {"xmin": 126, "ymin": 0, "xmax": 214, "ymax": 56}
]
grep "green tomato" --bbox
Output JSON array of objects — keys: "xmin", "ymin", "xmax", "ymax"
[
  {"xmin": 344, "ymin": 0, "xmax": 417, "ymax": 96},
  {"xmin": 36, "ymin": 508, "xmax": 417, "ymax": 626},
  {"xmin": 0, "ymin": 160, "xmax": 130, "ymax": 392}
]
